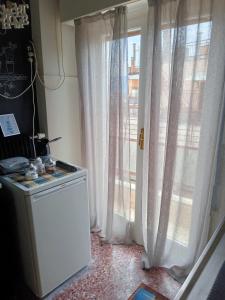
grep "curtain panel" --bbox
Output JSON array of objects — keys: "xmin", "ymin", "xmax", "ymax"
[
  {"xmin": 75, "ymin": 7, "xmax": 133, "ymax": 244},
  {"xmin": 141, "ymin": 0, "xmax": 225, "ymax": 279}
]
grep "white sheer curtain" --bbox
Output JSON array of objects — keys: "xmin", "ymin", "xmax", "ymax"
[
  {"xmin": 75, "ymin": 7, "xmax": 132, "ymax": 244},
  {"xmin": 141, "ymin": 0, "xmax": 225, "ymax": 279}
]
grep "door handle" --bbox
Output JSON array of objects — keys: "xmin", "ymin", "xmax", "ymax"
[{"xmin": 138, "ymin": 128, "xmax": 144, "ymax": 150}]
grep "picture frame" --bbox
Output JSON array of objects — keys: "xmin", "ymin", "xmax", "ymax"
[{"xmin": 0, "ymin": 114, "xmax": 20, "ymax": 137}]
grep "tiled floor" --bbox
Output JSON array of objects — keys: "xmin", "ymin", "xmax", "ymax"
[
  {"xmin": 13, "ymin": 233, "xmax": 181, "ymax": 300},
  {"xmin": 51, "ymin": 234, "xmax": 181, "ymax": 300}
]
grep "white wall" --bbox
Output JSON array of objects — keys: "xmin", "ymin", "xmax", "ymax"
[
  {"xmin": 59, "ymin": 0, "xmax": 134, "ymax": 22},
  {"xmin": 30, "ymin": 0, "xmax": 82, "ymax": 165}
]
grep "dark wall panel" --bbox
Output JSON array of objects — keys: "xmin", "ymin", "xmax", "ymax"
[
  {"xmin": 0, "ymin": 3, "xmax": 38, "ymax": 295},
  {"xmin": 0, "ymin": 0, "xmax": 38, "ymax": 138}
]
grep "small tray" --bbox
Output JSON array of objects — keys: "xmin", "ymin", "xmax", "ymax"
[{"xmin": 56, "ymin": 160, "xmax": 77, "ymax": 172}]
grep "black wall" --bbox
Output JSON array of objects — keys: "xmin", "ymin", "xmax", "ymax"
[
  {"xmin": 0, "ymin": 3, "xmax": 38, "ymax": 297},
  {"xmin": 0, "ymin": 0, "xmax": 38, "ymax": 139}
]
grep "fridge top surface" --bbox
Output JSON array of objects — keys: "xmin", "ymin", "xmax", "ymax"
[{"xmin": 0, "ymin": 164, "xmax": 87, "ymax": 195}]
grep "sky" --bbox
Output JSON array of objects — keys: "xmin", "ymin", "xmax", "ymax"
[{"xmin": 128, "ymin": 34, "xmax": 141, "ymax": 67}]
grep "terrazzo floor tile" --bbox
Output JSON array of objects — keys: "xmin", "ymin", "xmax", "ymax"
[{"xmin": 52, "ymin": 234, "xmax": 181, "ymax": 300}]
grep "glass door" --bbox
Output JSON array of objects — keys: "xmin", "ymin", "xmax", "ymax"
[
  {"xmin": 127, "ymin": 31, "xmax": 141, "ymax": 222},
  {"xmin": 127, "ymin": 29, "xmax": 147, "ymax": 244}
]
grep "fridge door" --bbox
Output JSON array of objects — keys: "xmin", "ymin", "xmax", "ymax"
[{"xmin": 30, "ymin": 177, "xmax": 91, "ymax": 297}]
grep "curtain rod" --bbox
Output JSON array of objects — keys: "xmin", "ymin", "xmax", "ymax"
[{"xmin": 74, "ymin": 0, "xmax": 141, "ymax": 21}]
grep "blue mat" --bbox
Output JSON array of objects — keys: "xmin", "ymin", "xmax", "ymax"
[{"xmin": 133, "ymin": 287, "xmax": 156, "ymax": 300}]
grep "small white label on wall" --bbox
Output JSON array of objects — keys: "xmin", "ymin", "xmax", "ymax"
[{"xmin": 0, "ymin": 113, "xmax": 20, "ymax": 137}]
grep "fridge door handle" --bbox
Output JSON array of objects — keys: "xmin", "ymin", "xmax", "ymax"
[{"xmin": 31, "ymin": 177, "xmax": 86, "ymax": 200}]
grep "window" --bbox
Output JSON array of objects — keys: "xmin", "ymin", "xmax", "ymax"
[
  {"xmin": 114, "ymin": 31, "xmax": 141, "ymax": 222},
  {"xmin": 128, "ymin": 31, "xmax": 141, "ymax": 221}
]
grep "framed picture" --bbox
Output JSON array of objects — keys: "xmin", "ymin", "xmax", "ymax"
[{"xmin": 0, "ymin": 114, "xmax": 20, "ymax": 137}]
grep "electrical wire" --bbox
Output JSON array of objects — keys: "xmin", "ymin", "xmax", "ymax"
[
  {"xmin": 30, "ymin": 40, "xmax": 65, "ymax": 90},
  {"xmin": 0, "ymin": 63, "xmax": 37, "ymax": 99},
  {"xmin": 29, "ymin": 21, "xmax": 66, "ymax": 90},
  {"xmin": 30, "ymin": 61, "xmax": 37, "ymax": 159},
  {"xmin": 0, "ymin": 21, "xmax": 65, "ymax": 99}
]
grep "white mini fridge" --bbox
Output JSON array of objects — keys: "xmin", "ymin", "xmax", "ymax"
[{"xmin": 0, "ymin": 166, "xmax": 91, "ymax": 298}]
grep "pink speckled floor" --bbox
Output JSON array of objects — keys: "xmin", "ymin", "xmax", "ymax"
[{"xmin": 53, "ymin": 234, "xmax": 181, "ymax": 300}]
